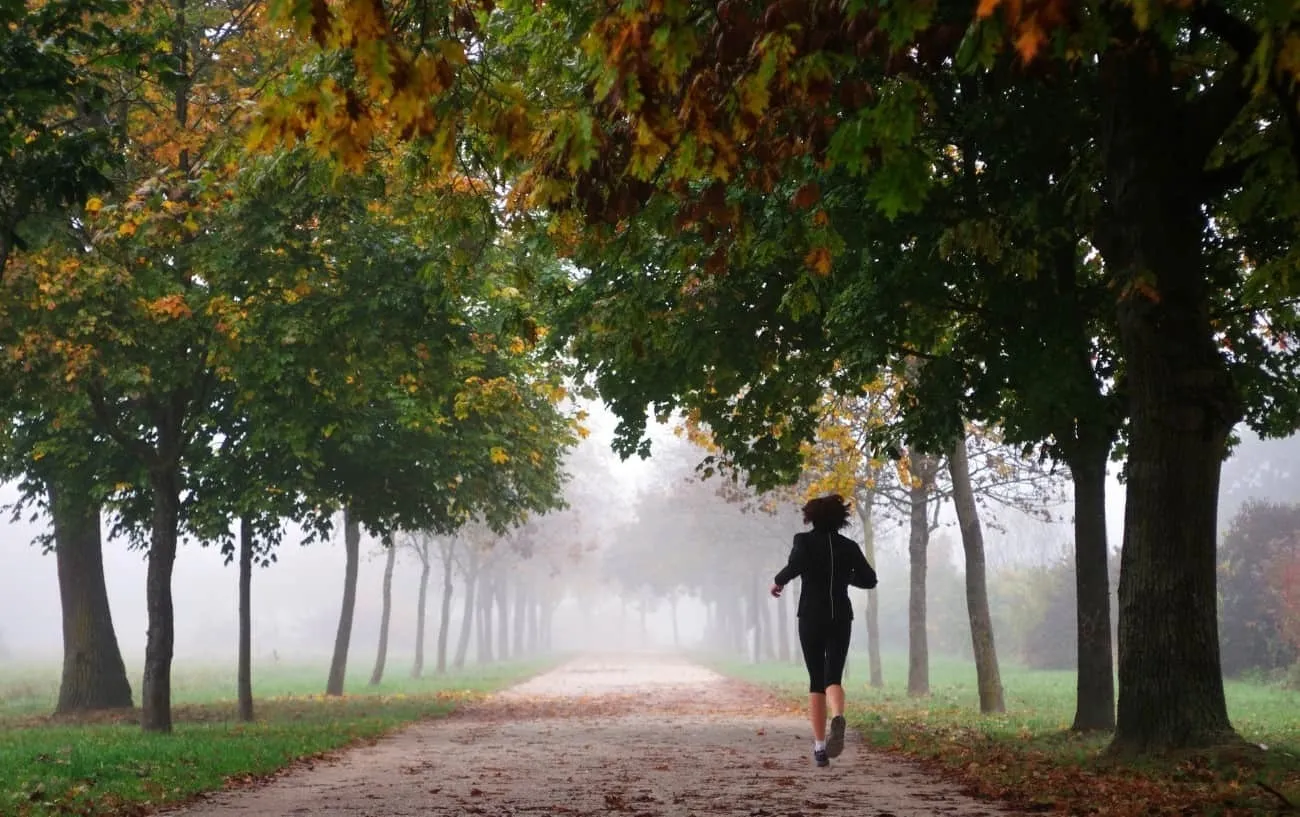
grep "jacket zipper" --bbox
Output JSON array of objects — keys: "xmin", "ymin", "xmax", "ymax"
[{"xmin": 828, "ymin": 532, "xmax": 835, "ymax": 621}]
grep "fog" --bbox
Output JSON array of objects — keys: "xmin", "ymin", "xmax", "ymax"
[{"xmin": 1, "ymin": 404, "xmax": 1295, "ymax": 675}]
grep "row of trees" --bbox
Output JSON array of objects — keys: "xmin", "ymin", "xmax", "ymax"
[
  {"xmin": 10, "ymin": 0, "xmax": 1300, "ymax": 757},
  {"xmin": 0, "ymin": 0, "xmax": 583, "ymax": 732}
]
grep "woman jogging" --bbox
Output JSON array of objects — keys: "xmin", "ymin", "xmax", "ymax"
[{"xmin": 770, "ymin": 493, "xmax": 877, "ymax": 767}]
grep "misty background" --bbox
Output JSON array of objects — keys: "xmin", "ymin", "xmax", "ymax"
[{"xmin": 0, "ymin": 402, "xmax": 1293, "ymax": 675}]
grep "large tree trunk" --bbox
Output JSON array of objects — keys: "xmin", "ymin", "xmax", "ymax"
[
  {"xmin": 49, "ymin": 482, "xmax": 133, "ymax": 714},
  {"xmin": 855, "ymin": 494, "xmax": 883, "ymax": 688},
  {"xmin": 142, "ymin": 464, "xmax": 181, "ymax": 733},
  {"xmin": 237, "ymin": 516, "xmax": 254, "ymax": 722},
  {"xmin": 1099, "ymin": 40, "xmax": 1240, "ymax": 753},
  {"xmin": 326, "ymin": 510, "xmax": 361, "ymax": 696},
  {"xmin": 412, "ymin": 545, "xmax": 432, "ymax": 679},
  {"xmin": 907, "ymin": 455, "xmax": 937, "ymax": 697},
  {"xmin": 453, "ymin": 549, "xmax": 477, "ymax": 669},
  {"xmin": 948, "ymin": 434, "xmax": 1006, "ymax": 714},
  {"xmin": 369, "ymin": 540, "xmax": 397, "ymax": 686},
  {"xmin": 1069, "ymin": 440, "xmax": 1116, "ymax": 731},
  {"xmin": 435, "ymin": 542, "xmax": 454, "ymax": 675}
]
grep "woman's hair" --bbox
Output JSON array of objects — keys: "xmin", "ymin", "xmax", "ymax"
[{"xmin": 802, "ymin": 493, "xmax": 851, "ymax": 531}]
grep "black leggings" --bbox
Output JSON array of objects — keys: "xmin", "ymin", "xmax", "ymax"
[{"xmin": 798, "ymin": 616, "xmax": 852, "ymax": 694}]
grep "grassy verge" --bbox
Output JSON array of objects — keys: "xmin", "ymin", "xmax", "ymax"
[
  {"xmin": 0, "ymin": 658, "xmax": 557, "ymax": 817},
  {"xmin": 712, "ymin": 653, "xmax": 1300, "ymax": 816}
]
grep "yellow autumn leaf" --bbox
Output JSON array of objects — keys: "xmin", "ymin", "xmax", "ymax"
[
  {"xmin": 118, "ymin": 221, "xmax": 138, "ymax": 238},
  {"xmin": 85, "ymin": 197, "xmax": 104, "ymax": 215},
  {"xmin": 489, "ymin": 447, "xmax": 510, "ymax": 464}
]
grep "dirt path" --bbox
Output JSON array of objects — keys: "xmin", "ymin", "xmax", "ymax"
[{"xmin": 170, "ymin": 654, "xmax": 1024, "ymax": 817}]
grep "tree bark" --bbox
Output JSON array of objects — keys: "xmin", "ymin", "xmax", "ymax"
[
  {"xmin": 908, "ymin": 455, "xmax": 937, "ymax": 697},
  {"xmin": 948, "ymin": 434, "xmax": 1006, "ymax": 714},
  {"xmin": 453, "ymin": 550, "xmax": 477, "ymax": 669},
  {"xmin": 369, "ymin": 540, "xmax": 396, "ymax": 686},
  {"xmin": 237, "ymin": 516, "xmax": 254, "ymax": 722},
  {"xmin": 141, "ymin": 464, "xmax": 181, "ymax": 732},
  {"xmin": 1098, "ymin": 39, "xmax": 1241, "ymax": 753},
  {"xmin": 412, "ymin": 543, "xmax": 432, "ymax": 679},
  {"xmin": 49, "ymin": 482, "xmax": 133, "ymax": 714},
  {"xmin": 326, "ymin": 509, "xmax": 361, "ymax": 696},
  {"xmin": 435, "ymin": 540, "xmax": 455, "ymax": 675},
  {"xmin": 1070, "ymin": 442, "xmax": 1116, "ymax": 731}
]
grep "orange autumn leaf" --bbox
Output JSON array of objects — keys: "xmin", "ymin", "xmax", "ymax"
[
  {"xmin": 1015, "ymin": 24, "xmax": 1047, "ymax": 62},
  {"xmin": 804, "ymin": 246, "xmax": 832, "ymax": 276}
]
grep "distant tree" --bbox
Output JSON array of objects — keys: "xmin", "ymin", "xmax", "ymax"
[
  {"xmin": 1219, "ymin": 500, "xmax": 1300, "ymax": 676},
  {"xmin": 369, "ymin": 536, "xmax": 398, "ymax": 686}
]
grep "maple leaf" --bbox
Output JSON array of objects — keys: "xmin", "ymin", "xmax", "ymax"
[{"xmin": 489, "ymin": 446, "xmax": 510, "ymax": 464}]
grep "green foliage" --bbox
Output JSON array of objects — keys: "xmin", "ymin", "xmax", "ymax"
[{"xmin": 0, "ymin": 0, "xmax": 148, "ymax": 271}]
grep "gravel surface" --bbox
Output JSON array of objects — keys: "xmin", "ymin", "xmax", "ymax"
[{"xmin": 168, "ymin": 654, "xmax": 1026, "ymax": 817}]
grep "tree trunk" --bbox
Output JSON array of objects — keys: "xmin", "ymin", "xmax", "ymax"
[
  {"xmin": 412, "ymin": 546, "xmax": 432, "ymax": 679},
  {"xmin": 453, "ymin": 549, "xmax": 477, "ymax": 669},
  {"xmin": 670, "ymin": 594, "xmax": 681, "ymax": 648},
  {"xmin": 435, "ymin": 542, "xmax": 454, "ymax": 675},
  {"xmin": 326, "ymin": 509, "xmax": 361, "ymax": 696},
  {"xmin": 855, "ymin": 495, "xmax": 883, "ymax": 688},
  {"xmin": 541, "ymin": 596, "xmax": 555, "ymax": 651},
  {"xmin": 757, "ymin": 579, "xmax": 775, "ymax": 660},
  {"xmin": 369, "ymin": 540, "xmax": 396, "ymax": 686},
  {"xmin": 1070, "ymin": 442, "xmax": 1116, "ymax": 731},
  {"xmin": 908, "ymin": 455, "xmax": 936, "ymax": 697},
  {"xmin": 775, "ymin": 589, "xmax": 789, "ymax": 662},
  {"xmin": 142, "ymin": 464, "xmax": 181, "ymax": 733},
  {"xmin": 237, "ymin": 516, "xmax": 254, "ymax": 722},
  {"xmin": 513, "ymin": 582, "xmax": 527, "ymax": 657},
  {"xmin": 527, "ymin": 590, "xmax": 540, "ymax": 653},
  {"xmin": 478, "ymin": 572, "xmax": 494, "ymax": 663},
  {"xmin": 948, "ymin": 434, "xmax": 1006, "ymax": 714},
  {"xmin": 49, "ymin": 482, "xmax": 133, "ymax": 714},
  {"xmin": 1099, "ymin": 41, "xmax": 1240, "ymax": 753},
  {"xmin": 496, "ymin": 575, "xmax": 510, "ymax": 662}
]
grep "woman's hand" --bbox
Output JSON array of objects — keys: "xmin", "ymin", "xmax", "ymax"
[{"xmin": 769, "ymin": 583, "xmax": 783, "ymax": 598}]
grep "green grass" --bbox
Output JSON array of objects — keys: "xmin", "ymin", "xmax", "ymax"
[
  {"xmin": 711, "ymin": 652, "xmax": 1300, "ymax": 815},
  {"xmin": 0, "ymin": 657, "xmax": 557, "ymax": 817}
]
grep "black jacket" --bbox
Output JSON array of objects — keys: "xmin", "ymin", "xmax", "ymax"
[{"xmin": 774, "ymin": 529, "xmax": 877, "ymax": 622}]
